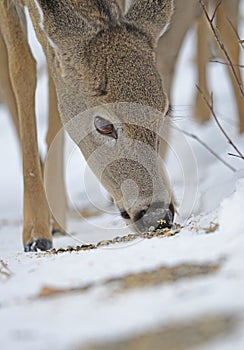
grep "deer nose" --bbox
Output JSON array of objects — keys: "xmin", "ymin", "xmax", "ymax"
[{"xmin": 132, "ymin": 202, "xmax": 174, "ymax": 232}]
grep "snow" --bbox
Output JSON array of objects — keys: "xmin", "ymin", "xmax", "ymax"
[
  {"xmin": 219, "ymin": 178, "xmax": 244, "ymax": 235},
  {"xmin": 0, "ymin": 5, "xmax": 244, "ymax": 350}
]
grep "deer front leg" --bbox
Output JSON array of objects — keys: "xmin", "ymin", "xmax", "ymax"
[
  {"xmin": 45, "ymin": 71, "xmax": 67, "ymax": 235},
  {"xmin": 0, "ymin": 3, "xmax": 52, "ymax": 251},
  {"xmin": 0, "ymin": 31, "xmax": 19, "ymax": 139}
]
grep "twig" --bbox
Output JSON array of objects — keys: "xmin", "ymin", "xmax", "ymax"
[
  {"xmin": 172, "ymin": 124, "xmax": 236, "ymax": 172},
  {"xmin": 209, "ymin": 59, "xmax": 244, "ymax": 69},
  {"xmin": 210, "ymin": 0, "xmax": 222, "ymax": 23},
  {"xmin": 227, "ymin": 17, "xmax": 244, "ymax": 49},
  {"xmin": 199, "ymin": 0, "xmax": 244, "ymax": 98},
  {"xmin": 196, "ymin": 85, "xmax": 244, "ymax": 160},
  {"xmin": 228, "ymin": 153, "xmax": 244, "ymax": 159}
]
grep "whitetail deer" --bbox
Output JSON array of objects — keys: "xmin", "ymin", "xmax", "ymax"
[
  {"xmin": 0, "ymin": 0, "xmax": 244, "ymax": 250},
  {"xmin": 0, "ymin": 0, "xmax": 175, "ymax": 251}
]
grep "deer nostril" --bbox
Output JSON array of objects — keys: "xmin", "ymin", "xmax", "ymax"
[
  {"xmin": 133, "ymin": 209, "xmax": 147, "ymax": 222},
  {"xmin": 120, "ymin": 210, "xmax": 130, "ymax": 220}
]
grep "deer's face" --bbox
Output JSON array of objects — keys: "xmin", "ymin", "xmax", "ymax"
[
  {"xmin": 41, "ymin": 0, "xmax": 175, "ymax": 231},
  {"xmin": 62, "ymin": 27, "xmax": 174, "ymax": 232}
]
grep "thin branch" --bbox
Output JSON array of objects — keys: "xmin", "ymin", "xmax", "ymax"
[
  {"xmin": 211, "ymin": 0, "xmax": 222, "ymax": 22},
  {"xmin": 172, "ymin": 124, "xmax": 236, "ymax": 172},
  {"xmin": 228, "ymin": 153, "xmax": 244, "ymax": 159},
  {"xmin": 196, "ymin": 85, "xmax": 244, "ymax": 160},
  {"xmin": 209, "ymin": 59, "xmax": 244, "ymax": 69},
  {"xmin": 227, "ymin": 17, "xmax": 244, "ymax": 49},
  {"xmin": 199, "ymin": 0, "xmax": 244, "ymax": 98}
]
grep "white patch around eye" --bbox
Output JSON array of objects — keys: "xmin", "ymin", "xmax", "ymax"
[{"xmin": 33, "ymin": 0, "xmax": 58, "ymax": 50}]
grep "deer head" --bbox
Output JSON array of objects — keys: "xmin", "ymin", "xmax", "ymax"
[{"xmin": 36, "ymin": 0, "xmax": 175, "ymax": 231}]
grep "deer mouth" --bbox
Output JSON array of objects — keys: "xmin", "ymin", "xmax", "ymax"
[
  {"xmin": 120, "ymin": 202, "xmax": 174, "ymax": 232},
  {"xmin": 133, "ymin": 208, "xmax": 174, "ymax": 232}
]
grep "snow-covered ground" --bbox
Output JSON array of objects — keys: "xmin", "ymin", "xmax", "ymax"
[{"xmin": 0, "ymin": 5, "xmax": 244, "ymax": 350}]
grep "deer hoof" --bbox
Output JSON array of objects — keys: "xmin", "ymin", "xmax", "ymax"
[{"xmin": 24, "ymin": 239, "xmax": 52, "ymax": 252}]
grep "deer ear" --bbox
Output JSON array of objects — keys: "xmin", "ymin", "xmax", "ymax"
[
  {"xmin": 35, "ymin": 0, "xmax": 122, "ymax": 49},
  {"xmin": 34, "ymin": 1, "xmax": 94, "ymax": 48},
  {"xmin": 126, "ymin": 0, "xmax": 174, "ymax": 45}
]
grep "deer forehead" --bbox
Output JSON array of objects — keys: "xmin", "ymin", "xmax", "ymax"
[
  {"xmin": 79, "ymin": 29, "xmax": 166, "ymax": 110},
  {"xmin": 83, "ymin": 25, "xmax": 154, "ymax": 71}
]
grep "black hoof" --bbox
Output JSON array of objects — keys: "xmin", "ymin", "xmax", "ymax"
[{"xmin": 24, "ymin": 239, "xmax": 52, "ymax": 252}]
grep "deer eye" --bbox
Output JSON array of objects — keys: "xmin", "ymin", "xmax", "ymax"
[{"xmin": 94, "ymin": 116, "xmax": 118, "ymax": 139}]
